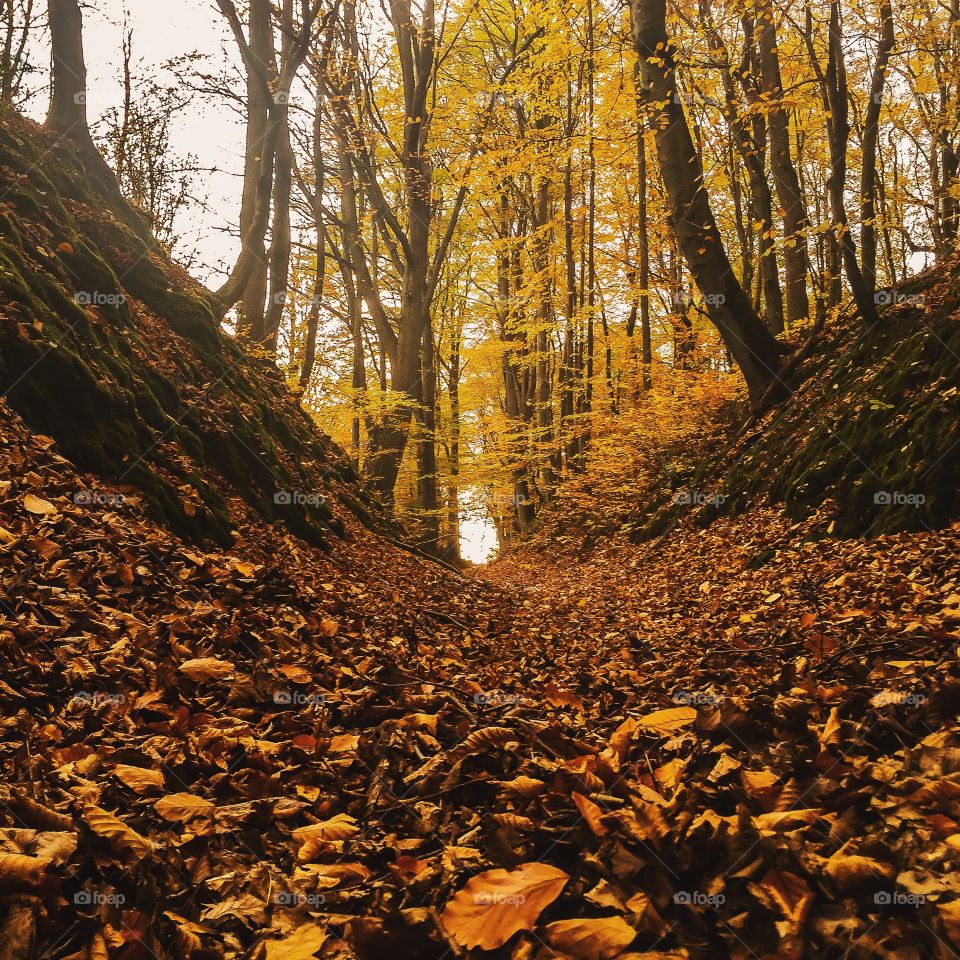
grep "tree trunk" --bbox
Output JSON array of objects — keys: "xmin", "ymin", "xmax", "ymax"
[
  {"xmin": 445, "ymin": 329, "xmax": 462, "ymax": 562},
  {"xmin": 630, "ymin": 0, "xmax": 787, "ymax": 412},
  {"xmin": 758, "ymin": 0, "xmax": 811, "ymax": 325},
  {"xmin": 299, "ymin": 93, "xmax": 325, "ymax": 393},
  {"xmin": 824, "ymin": 0, "xmax": 879, "ymax": 328},
  {"xmin": 262, "ymin": 118, "xmax": 293, "ymax": 351},
  {"xmin": 859, "ymin": 0, "xmax": 894, "ymax": 291},
  {"xmin": 637, "ymin": 102, "xmax": 652, "ymax": 392},
  {"xmin": 46, "ymin": 0, "xmax": 87, "ymax": 137},
  {"xmin": 234, "ymin": 0, "xmax": 273, "ymax": 337},
  {"xmin": 416, "ymin": 324, "xmax": 440, "ymax": 554}
]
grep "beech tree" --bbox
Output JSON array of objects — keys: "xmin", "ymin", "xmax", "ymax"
[{"xmin": 629, "ymin": 0, "xmax": 787, "ymax": 410}]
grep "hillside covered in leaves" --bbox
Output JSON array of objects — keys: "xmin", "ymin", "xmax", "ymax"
[{"xmin": 2, "ymin": 101, "xmax": 960, "ymax": 960}]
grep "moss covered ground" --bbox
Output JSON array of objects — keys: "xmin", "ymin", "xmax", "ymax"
[{"xmin": 0, "ymin": 113, "xmax": 383, "ymax": 547}]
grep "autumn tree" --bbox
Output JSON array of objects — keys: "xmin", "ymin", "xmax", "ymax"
[{"xmin": 629, "ymin": 0, "xmax": 787, "ymax": 411}]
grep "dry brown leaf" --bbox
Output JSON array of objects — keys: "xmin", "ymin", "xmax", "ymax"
[
  {"xmin": 544, "ymin": 916, "xmax": 637, "ymax": 960},
  {"xmin": 294, "ymin": 814, "xmax": 360, "ymax": 861},
  {"xmin": 748, "ymin": 869, "xmax": 813, "ymax": 929},
  {"xmin": 155, "ymin": 793, "xmax": 215, "ymax": 822},
  {"xmin": 0, "ymin": 853, "xmax": 51, "ymax": 893},
  {"xmin": 500, "ymin": 776, "xmax": 547, "ymax": 799},
  {"xmin": 449, "ymin": 726, "xmax": 520, "ymax": 762},
  {"xmin": 113, "ymin": 764, "xmax": 165, "ymax": 794},
  {"xmin": 23, "ymin": 494, "xmax": 56, "ymax": 515},
  {"xmin": 824, "ymin": 853, "xmax": 896, "ymax": 891},
  {"xmin": 753, "ymin": 809, "xmax": 820, "ymax": 834},
  {"xmin": 178, "ymin": 657, "xmax": 235, "ymax": 682},
  {"xmin": 572, "ymin": 792, "xmax": 608, "ymax": 837},
  {"xmin": 263, "ymin": 923, "xmax": 328, "ymax": 959},
  {"xmin": 940, "ymin": 900, "xmax": 960, "ymax": 947},
  {"xmin": 819, "ymin": 707, "xmax": 843, "ymax": 748},
  {"xmin": 83, "ymin": 804, "xmax": 153, "ymax": 858}
]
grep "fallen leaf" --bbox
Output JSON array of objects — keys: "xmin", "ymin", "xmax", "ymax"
[
  {"xmin": 263, "ymin": 923, "xmax": 327, "ymax": 959},
  {"xmin": 113, "ymin": 764, "xmax": 165, "ymax": 794},
  {"xmin": 178, "ymin": 657, "xmax": 235, "ymax": 682},
  {"xmin": 23, "ymin": 494, "xmax": 56, "ymax": 515},
  {"xmin": 155, "ymin": 793, "xmax": 215, "ymax": 822},
  {"xmin": 637, "ymin": 707, "xmax": 697, "ymax": 735},
  {"xmin": 544, "ymin": 916, "xmax": 637, "ymax": 959},
  {"xmin": 440, "ymin": 862, "xmax": 569, "ymax": 950}
]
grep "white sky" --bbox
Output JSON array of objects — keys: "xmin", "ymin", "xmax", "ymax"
[{"xmin": 70, "ymin": 1, "xmax": 245, "ymax": 283}]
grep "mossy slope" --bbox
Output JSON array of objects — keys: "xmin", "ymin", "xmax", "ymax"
[
  {"xmin": 0, "ymin": 113, "xmax": 382, "ymax": 547},
  {"xmin": 635, "ymin": 264, "xmax": 960, "ymax": 539}
]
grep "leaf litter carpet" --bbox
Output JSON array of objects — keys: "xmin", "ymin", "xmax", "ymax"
[{"xmin": 2, "ymin": 399, "xmax": 960, "ymax": 960}]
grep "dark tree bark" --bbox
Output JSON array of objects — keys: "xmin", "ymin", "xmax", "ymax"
[
  {"xmin": 416, "ymin": 324, "xmax": 441, "ymax": 553},
  {"xmin": 630, "ymin": 0, "xmax": 788, "ymax": 412},
  {"xmin": 824, "ymin": 0, "xmax": 880, "ymax": 328},
  {"xmin": 234, "ymin": 0, "xmax": 273, "ymax": 338},
  {"xmin": 859, "ymin": 0, "xmax": 895, "ymax": 291},
  {"xmin": 758, "ymin": 0, "xmax": 811, "ymax": 325},
  {"xmin": 45, "ymin": 0, "xmax": 138, "ymax": 210},
  {"xmin": 263, "ymin": 119, "xmax": 293, "ymax": 351},
  {"xmin": 46, "ymin": 0, "xmax": 87, "ymax": 137},
  {"xmin": 297, "ymin": 90, "xmax": 326, "ymax": 394},
  {"xmin": 214, "ymin": 0, "xmax": 323, "ymax": 321}
]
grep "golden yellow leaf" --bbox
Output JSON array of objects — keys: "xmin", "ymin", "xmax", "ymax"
[
  {"xmin": 440, "ymin": 862, "xmax": 569, "ymax": 950},
  {"xmin": 637, "ymin": 707, "xmax": 697, "ymax": 735}
]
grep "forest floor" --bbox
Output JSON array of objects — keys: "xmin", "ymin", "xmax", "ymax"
[{"xmin": 3, "ymin": 391, "xmax": 960, "ymax": 960}]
